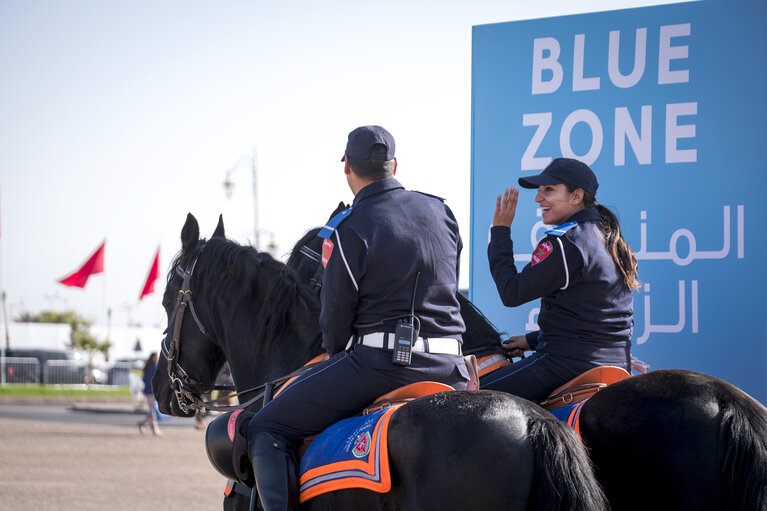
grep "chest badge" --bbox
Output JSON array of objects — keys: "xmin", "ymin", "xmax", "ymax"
[
  {"xmin": 531, "ymin": 240, "xmax": 553, "ymax": 265},
  {"xmin": 321, "ymin": 239, "xmax": 334, "ymax": 267}
]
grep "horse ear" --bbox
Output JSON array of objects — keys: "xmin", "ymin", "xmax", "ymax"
[
  {"xmin": 327, "ymin": 201, "xmax": 349, "ymax": 221},
  {"xmin": 181, "ymin": 213, "xmax": 200, "ymax": 253},
  {"xmin": 212, "ymin": 215, "xmax": 226, "ymax": 239}
]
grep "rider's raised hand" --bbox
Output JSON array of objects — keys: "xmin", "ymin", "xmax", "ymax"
[{"xmin": 492, "ymin": 187, "xmax": 519, "ymax": 228}]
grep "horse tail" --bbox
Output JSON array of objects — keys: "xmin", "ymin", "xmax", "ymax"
[
  {"xmin": 718, "ymin": 388, "xmax": 767, "ymax": 510},
  {"xmin": 528, "ymin": 413, "xmax": 608, "ymax": 511}
]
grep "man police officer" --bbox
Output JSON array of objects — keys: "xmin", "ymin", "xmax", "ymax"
[{"xmin": 245, "ymin": 125, "xmax": 469, "ymax": 510}]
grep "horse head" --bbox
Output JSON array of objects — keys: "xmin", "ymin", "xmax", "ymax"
[
  {"xmin": 152, "ymin": 213, "xmax": 229, "ymax": 417},
  {"xmin": 153, "ymin": 212, "xmax": 326, "ymax": 417}
]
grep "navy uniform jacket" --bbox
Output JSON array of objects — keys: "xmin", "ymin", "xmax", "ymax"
[
  {"xmin": 488, "ymin": 208, "xmax": 633, "ymax": 361},
  {"xmin": 319, "ymin": 178, "xmax": 465, "ymax": 355}
]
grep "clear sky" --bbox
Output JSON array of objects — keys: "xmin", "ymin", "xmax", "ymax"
[{"xmin": 0, "ymin": 0, "xmax": 690, "ymax": 329}]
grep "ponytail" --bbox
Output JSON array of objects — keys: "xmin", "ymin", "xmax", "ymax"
[{"xmin": 579, "ymin": 191, "xmax": 640, "ymax": 290}]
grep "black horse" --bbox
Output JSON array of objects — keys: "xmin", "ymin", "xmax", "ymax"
[
  {"xmin": 288, "ymin": 213, "xmax": 767, "ymax": 511},
  {"xmin": 152, "ymin": 213, "xmax": 607, "ymax": 511},
  {"xmin": 457, "ymin": 292, "xmax": 767, "ymax": 511}
]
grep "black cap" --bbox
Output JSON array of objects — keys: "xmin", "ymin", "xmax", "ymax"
[
  {"xmin": 518, "ymin": 158, "xmax": 599, "ymax": 196},
  {"xmin": 341, "ymin": 125, "xmax": 396, "ymax": 162}
]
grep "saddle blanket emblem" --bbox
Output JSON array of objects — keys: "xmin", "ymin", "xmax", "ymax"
[
  {"xmin": 531, "ymin": 240, "xmax": 553, "ymax": 265},
  {"xmin": 298, "ymin": 404, "xmax": 403, "ymax": 502}
]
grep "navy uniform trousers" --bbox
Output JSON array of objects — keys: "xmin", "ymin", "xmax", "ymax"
[
  {"xmin": 479, "ymin": 344, "xmax": 631, "ymax": 404},
  {"xmin": 247, "ymin": 344, "xmax": 468, "ymax": 444}
]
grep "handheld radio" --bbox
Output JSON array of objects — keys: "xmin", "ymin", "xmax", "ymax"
[{"xmin": 392, "ymin": 272, "xmax": 420, "ymax": 366}]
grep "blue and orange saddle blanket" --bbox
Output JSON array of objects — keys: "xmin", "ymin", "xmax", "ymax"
[
  {"xmin": 296, "ymin": 396, "xmax": 592, "ymax": 503},
  {"xmin": 548, "ymin": 399, "xmax": 588, "ymax": 435},
  {"xmin": 298, "ymin": 404, "xmax": 403, "ymax": 503},
  {"xmin": 294, "ymin": 365, "xmax": 632, "ymax": 503}
]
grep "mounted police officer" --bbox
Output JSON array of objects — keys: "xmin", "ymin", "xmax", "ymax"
[
  {"xmin": 480, "ymin": 158, "xmax": 639, "ymax": 403},
  {"xmin": 246, "ymin": 125, "xmax": 469, "ymax": 510}
]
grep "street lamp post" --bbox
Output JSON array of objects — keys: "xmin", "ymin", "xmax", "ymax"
[
  {"xmin": 223, "ymin": 150, "xmax": 276, "ymax": 254},
  {"xmin": 250, "ymin": 153, "xmax": 260, "ymax": 251}
]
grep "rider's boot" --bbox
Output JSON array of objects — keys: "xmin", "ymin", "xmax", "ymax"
[{"xmin": 248, "ymin": 432, "xmax": 298, "ymax": 511}]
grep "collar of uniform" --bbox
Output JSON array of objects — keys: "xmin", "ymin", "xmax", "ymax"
[
  {"xmin": 565, "ymin": 207, "xmax": 600, "ymax": 224},
  {"xmin": 353, "ymin": 177, "xmax": 404, "ymax": 206}
]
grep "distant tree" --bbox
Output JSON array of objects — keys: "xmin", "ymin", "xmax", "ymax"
[
  {"xmin": 20, "ymin": 310, "xmax": 90, "ymax": 326},
  {"xmin": 20, "ymin": 310, "xmax": 112, "ymax": 380},
  {"xmin": 70, "ymin": 329, "xmax": 112, "ymax": 382}
]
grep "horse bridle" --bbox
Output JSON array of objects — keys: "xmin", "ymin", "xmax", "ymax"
[
  {"xmin": 161, "ymin": 251, "xmax": 224, "ymax": 414},
  {"xmin": 161, "ymin": 242, "xmax": 326, "ymax": 414}
]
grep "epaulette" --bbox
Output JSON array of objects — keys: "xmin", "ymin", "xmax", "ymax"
[
  {"xmin": 413, "ymin": 191, "xmax": 445, "ymax": 202},
  {"xmin": 545, "ymin": 221, "xmax": 578, "ymax": 237},
  {"xmin": 317, "ymin": 207, "xmax": 353, "ymax": 239}
]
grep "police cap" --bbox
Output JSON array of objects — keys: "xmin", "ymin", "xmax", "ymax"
[{"xmin": 518, "ymin": 158, "xmax": 599, "ymax": 197}]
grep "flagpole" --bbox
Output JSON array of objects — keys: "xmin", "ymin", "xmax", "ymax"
[
  {"xmin": 102, "ymin": 239, "xmax": 107, "ymax": 328},
  {"xmin": 0, "ymin": 187, "xmax": 7, "ymax": 351}
]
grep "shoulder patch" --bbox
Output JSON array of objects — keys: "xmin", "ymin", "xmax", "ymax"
[
  {"xmin": 546, "ymin": 221, "xmax": 578, "ymax": 237},
  {"xmin": 531, "ymin": 240, "xmax": 554, "ymax": 265},
  {"xmin": 321, "ymin": 239, "xmax": 334, "ymax": 267},
  {"xmin": 318, "ymin": 207, "xmax": 353, "ymax": 239}
]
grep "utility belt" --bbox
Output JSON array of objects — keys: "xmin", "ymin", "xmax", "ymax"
[{"xmin": 354, "ymin": 332, "xmax": 462, "ymax": 356}]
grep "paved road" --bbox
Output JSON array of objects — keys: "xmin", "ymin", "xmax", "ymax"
[
  {"xmin": 0, "ymin": 402, "xmax": 197, "ymax": 428},
  {"xmin": 0, "ymin": 402, "xmax": 228, "ymax": 511}
]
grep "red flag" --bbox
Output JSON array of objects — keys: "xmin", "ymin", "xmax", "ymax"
[
  {"xmin": 58, "ymin": 241, "xmax": 106, "ymax": 288},
  {"xmin": 139, "ymin": 247, "xmax": 160, "ymax": 300}
]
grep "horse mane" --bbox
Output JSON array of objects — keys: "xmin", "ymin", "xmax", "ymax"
[
  {"xmin": 173, "ymin": 236, "xmax": 322, "ymax": 362},
  {"xmin": 285, "ymin": 227, "xmax": 322, "ymax": 273},
  {"xmin": 285, "ymin": 201, "xmax": 347, "ymax": 272}
]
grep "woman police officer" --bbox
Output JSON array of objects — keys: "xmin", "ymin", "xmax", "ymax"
[{"xmin": 479, "ymin": 158, "xmax": 639, "ymax": 403}]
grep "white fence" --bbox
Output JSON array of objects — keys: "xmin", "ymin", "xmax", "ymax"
[
  {"xmin": 2, "ymin": 357, "xmax": 40, "ymax": 384},
  {"xmin": 1, "ymin": 358, "xmax": 138, "ymax": 387},
  {"xmin": 43, "ymin": 360, "xmax": 87, "ymax": 385}
]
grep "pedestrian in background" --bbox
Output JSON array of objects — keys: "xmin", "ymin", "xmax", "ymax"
[{"xmin": 138, "ymin": 352, "xmax": 161, "ymax": 436}]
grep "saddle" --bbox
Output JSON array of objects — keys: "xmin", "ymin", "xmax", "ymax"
[
  {"xmin": 364, "ymin": 354, "xmax": 479, "ymax": 413},
  {"xmin": 539, "ymin": 365, "xmax": 631, "ymax": 410},
  {"xmin": 279, "ymin": 354, "xmax": 479, "ymax": 407},
  {"xmin": 217, "ymin": 355, "xmax": 479, "ymax": 500},
  {"xmin": 475, "ymin": 350, "xmax": 630, "ymax": 411},
  {"xmin": 295, "ymin": 355, "xmax": 479, "ymax": 502},
  {"xmin": 296, "ymin": 354, "xmax": 479, "ymax": 453}
]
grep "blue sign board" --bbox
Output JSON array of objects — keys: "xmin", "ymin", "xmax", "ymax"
[{"xmin": 470, "ymin": 0, "xmax": 767, "ymax": 404}]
